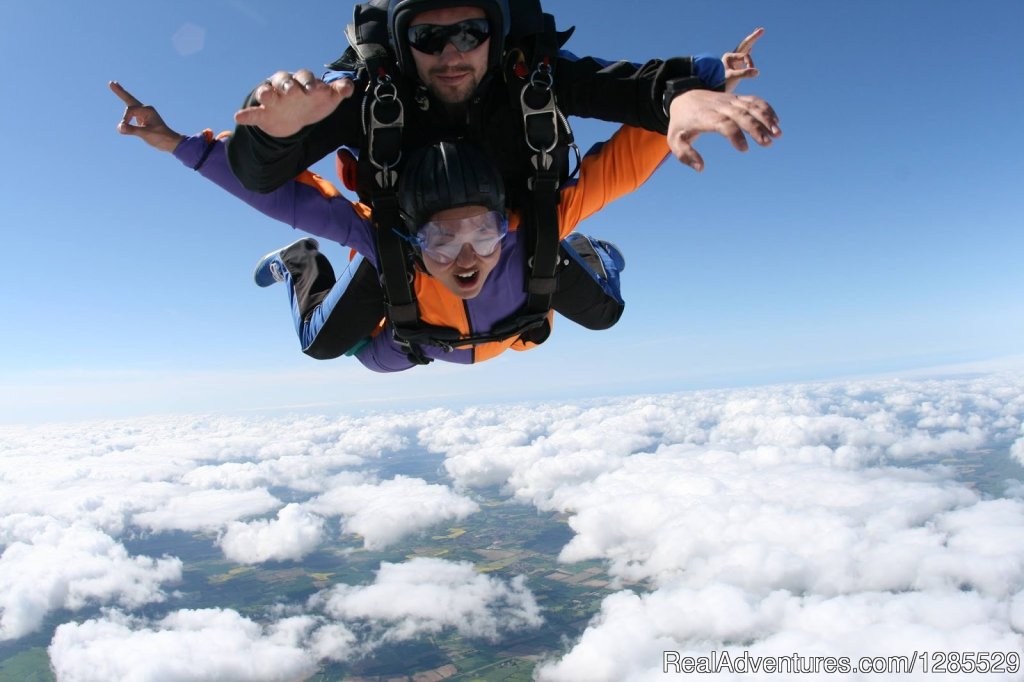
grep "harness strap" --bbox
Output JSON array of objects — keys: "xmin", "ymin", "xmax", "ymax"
[
  {"xmin": 513, "ymin": 13, "xmax": 573, "ymax": 319},
  {"xmin": 396, "ymin": 311, "xmax": 551, "ymax": 350},
  {"xmin": 356, "ymin": 30, "xmax": 433, "ymax": 365}
]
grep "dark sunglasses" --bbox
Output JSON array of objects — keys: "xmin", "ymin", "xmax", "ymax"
[{"xmin": 406, "ymin": 18, "xmax": 490, "ymax": 55}]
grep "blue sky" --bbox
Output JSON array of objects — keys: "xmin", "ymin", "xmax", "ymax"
[{"xmin": 2, "ymin": 0, "xmax": 1022, "ymax": 423}]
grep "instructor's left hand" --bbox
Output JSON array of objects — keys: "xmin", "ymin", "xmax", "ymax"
[
  {"xmin": 667, "ymin": 90, "xmax": 781, "ymax": 172},
  {"xmin": 723, "ymin": 27, "xmax": 764, "ymax": 93}
]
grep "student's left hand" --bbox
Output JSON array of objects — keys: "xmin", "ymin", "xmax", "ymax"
[{"xmin": 110, "ymin": 81, "xmax": 185, "ymax": 152}]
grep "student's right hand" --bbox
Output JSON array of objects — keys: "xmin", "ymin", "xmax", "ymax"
[
  {"xmin": 110, "ymin": 81, "xmax": 185, "ymax": 152},
  {"xmin": 234, "ymin": 70, "xmax": 355, "ymax": 138}
]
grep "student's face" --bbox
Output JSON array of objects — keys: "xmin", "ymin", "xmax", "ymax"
[
  {"xmin": 418, "ymin": 205, "xmax": 503, "ymax": 300},
  {"xmin": 409, "ymin": 6, "xmax": 490, "ymax": 108}
]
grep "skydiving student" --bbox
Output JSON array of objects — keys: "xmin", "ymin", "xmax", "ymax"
[{"xmin": 111, "ymin": 83, "xmax": 669, "ymax": 372}]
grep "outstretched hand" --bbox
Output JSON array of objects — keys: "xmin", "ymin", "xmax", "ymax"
[
  {"xmin": 665, "ymin": 26, "xmax": 780, "ymax": 171},
  {"xmin": 723, "ymin": 27, "xmax": 764, "ymax": 93},
  {"xmin": 234, "ymin": 69, "xmax": 355, "ymax": 138},
  {"xmin": 667, "ymin": 89, "xmax": 781, "ymax": 172},
  {"xmin": 110, "ymin": 81, "xmax": 184, "ymax": 152}
]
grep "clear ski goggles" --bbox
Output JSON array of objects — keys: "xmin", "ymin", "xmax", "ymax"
[
  {"xmin": 407, "ymin": 18, "xmax": 491, "ymax": 55},
  {"xmin": 414, "ymin": 210, "xmax": 508, "ymax": 264}
]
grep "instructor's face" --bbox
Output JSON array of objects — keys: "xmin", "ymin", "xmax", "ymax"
[{"xmin": 409, "ymin": 7, "xmax": 489, "ymax": 108}]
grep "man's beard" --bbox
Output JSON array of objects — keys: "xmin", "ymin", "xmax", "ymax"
[{"xmin": 427, "ymin": 66, "xmax": 478, "ymax": 113}]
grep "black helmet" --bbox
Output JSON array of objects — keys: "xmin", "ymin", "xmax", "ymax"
[
  {"xmin": 398, "ymin": 140, "xmax": 506, "ymax": 231},
  {"xmin": 387, "ymin": 0, "xmax": 510, "ymax": 77}
]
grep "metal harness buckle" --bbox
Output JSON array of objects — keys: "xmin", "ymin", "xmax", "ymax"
[
  {"xmin": 366, "ymin": 75, "xmax": 404, "ymax": 189},
  {"xmin": 521, "ymin": 62, "xmax": 559, "ymax": 187}
]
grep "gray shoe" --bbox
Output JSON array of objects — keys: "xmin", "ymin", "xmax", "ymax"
[{"xmin": 253, "ymin": 238, "xmax": 319, "ymax": 287}]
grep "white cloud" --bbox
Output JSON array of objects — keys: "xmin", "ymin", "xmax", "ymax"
[
  {"xmin": 0, "ymin": 520, "xmax": 181, "ymax": 641},
  {"xmin": 48, "ymin": 609, "xmax": 320, "ymax": 682},
  {"xmin": 547, "ymin": 448, "xmax": 996, "ymax": 593},
  {"xmin": 219, "ymin": 503, "xmax": 326, "ymax": 564},
  {"xmin": 182, "ymin": 450, "xmax": 363, "ymax": 493},
  {"xmin": 308, "ymin": 475, "xmax": 479, "ymax": 549},
  {"xmin": 535, "ymin": 586, "xmax": 1024, "ymax": 682},
  {"xmin": 314, "ymin": 557, "xmax": 542, "ymax": 641},
  {"xmin": 1011, "ymin": 423, "xmax": 1024, "ymax": 465},
  {"xmin": 306, "ymin": 622, "xmax": 358, "ymax": 662},
  {"xmin": 132, "ymin": 487, "xmax": 283, "ymax": 533}
]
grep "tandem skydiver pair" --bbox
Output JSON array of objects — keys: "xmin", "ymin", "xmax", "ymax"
[{"xmin": 113, "ymin": 0, "xmax": 780, "ymax": 372}]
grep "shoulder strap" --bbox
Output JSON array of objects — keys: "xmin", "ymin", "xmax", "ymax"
[
  {"xmin": 505, "ymin": 11, "xmax": 576, "ymax": 329},
  {"xmin": 366, "ymin": 84, "xmax": 435, "ymax": 365}
]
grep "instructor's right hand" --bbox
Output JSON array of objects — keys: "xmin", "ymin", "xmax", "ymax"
[{"xmin": 234, "ymin": 70, "xmax": 354, "ymax": 138}]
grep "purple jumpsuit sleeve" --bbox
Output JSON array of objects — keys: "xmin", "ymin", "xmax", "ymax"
[{"xmin": 172, "ymin": 133, "xmax": 378, "ymax": 262}]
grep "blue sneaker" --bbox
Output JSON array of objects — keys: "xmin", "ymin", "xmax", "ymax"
[
  {"xmin": 596, "ymin": 239, "xmax": 625, "ymax": 273},
  {"xmin": 253, "ymin": 238, "xmax": 319, "ymax": 287},
  {"xmin": 564, "ymin": 233, "xmax": 626, "ymax": 279}
]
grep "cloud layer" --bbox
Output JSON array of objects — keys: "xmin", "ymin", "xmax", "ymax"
[
  {"xmin": 419, "ymin": 374, "xmax": 1024, "ymax": 681},
  {"xmin": 0, "ymin": 412, "xmax": 477, "ymax": 644},
  {"xmin": 3, "ymin": 371, "xmax": 1023, "ymax": 679}
]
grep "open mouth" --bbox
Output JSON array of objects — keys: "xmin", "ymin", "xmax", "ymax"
[{"xmin": 454, "ymin": 270, "xmax": 479, "ymax": 288}]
